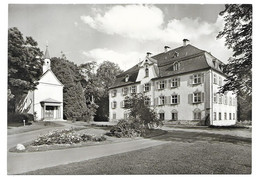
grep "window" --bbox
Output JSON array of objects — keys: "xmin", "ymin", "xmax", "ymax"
[
  {"xmin": 233, "ymin": 113, "xmax": 236, "ymax": 120},
  {"xmin": 193, "ymin": 109, "xmax": 201, "ymax": 120},
  {"xmin": 113, "ymin": 113, "xmax": 116, "ymax": 119},
  {"xmin": 171, "ymin": 110, "xmax": 178, "ymax": 121},
  {"xmin": 144, "ymin": 83, "xmax": 150, "ymax": 92},
  {"xmin": 219, "ymin": 76, "xmax": 222, "ymax": 86},
  {"xmin": 173, "ymin": 62, "xmax": 180, "ymax": 71},
  {"xmin": 159, "ymin": 96, "xmax": 165, "ymax": 105},
  {"xmin": 218, "ymin": 94, "xmax": 222, "ymax": 104},
  {"xmin": 171, "ymin": 95, "xmax": 179, "ymax": 104},
  {"xmin": 145, "ymin": 67, "xmax": 149, "ymax": 77},
  {"xmin": 171, "ymin": 78, "xmax": 179, "ymax": 88},
  {"xmin": 213, "ymin": 74, "xmax": 217, "ymax": 84},
  {"xmin": 144, "ymin": 97, "xmax": 151, "ymax": 106},
  {"xmin": 233, "ymin": 98, "xmax": 236, "ymax": 106},
  {"xmin": 214, "ymin": 112, "xmax": 217, "ymax": 120},
  {"xmin": 125, "ymin": 75, "xmax": 129, "ymax": 82},
  {"xmin": 224, "ymin": 95, "xmax": 228, "ymax": 105},
  {"xmin": 159, "ymin": 113, "xmax": 165, "ymax": 120},
  {"xmin": 122, "ymin": 87, "xmax": 128, "ymax": 96},
  {"xmin": 229, "ymin": 96, "xmax": 232, "ymax": 106},
  {"xmin": 124, "ymin": 112, "xmax": 128, "ymax": 119},
  {"xmin": 213, "ymin": 93, "xmax": 217, "ymax": 103},
  {"xmin": 159, "ymin": 81, "xmax": 165, "ymax": 89},
  {"xmin": 224, "ymin": 113, "xmax": 227, "ymax": 120},
  {"xmin": 112, "ymin": 101, "xmax": 117, "ymax": 109},
  {"xmin": 219, "ymin": 112, "xmax": 222, "ymax": 120},
  {"xmin": 121, "ymin": 100, "xmax": 126, "ymax": 108},
  {"xmin": 229, "ymin": 113, "xmax": 232, "ymax": 120},
  {"xmin": 193, "ymin": 73, "xmax": 202, "ymax": 84},
  {"xmin": 193, "ymin": 92, "xmax": 202, "ymax": 103},
  {"xmin": 130, "ymin": 86, "xmax": 136, "ymax": 94},
  {"xmin": 112, "ymin": 90, "xmax": 117, "ymax": 97}
]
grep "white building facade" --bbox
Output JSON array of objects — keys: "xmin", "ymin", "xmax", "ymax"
[
  {"xmin": 20, "ymin": 46, "xmax": 64, "ymax": 121},
  {"xmin": 109, "ymin": 41, "xmax": 237, "ymax": 126}
]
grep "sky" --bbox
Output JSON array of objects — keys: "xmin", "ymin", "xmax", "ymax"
[{"xmin": 9, "ymin": 4, "xmax": 233, "ymax": 71}]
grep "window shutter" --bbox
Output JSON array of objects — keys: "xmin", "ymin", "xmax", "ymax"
[
  {"xmin": 168, "ymin": 79, "xmax": 171, "ymax": 89},
  {"xmin": 164, "ymin": 80, "xmax": 167, "ymax": 89},
  {"xmin": 201, "ymin": 73, "xmax": 204, "ymax": 83},
  {"xmin": 188, "ymin": 94, "xmax": 193, "ymax": 104},
  {"xmin": 155, "ymin": 82, "xmax": 159, "ymax": 90},
  {"xmin": 189, "ymin": 75, "xmax": 193, "ymax": 85},
  {"xmin": 177, "ymin": 95, "xmax": 180, "ymax": 104},
  {"xmin": 201, "ymin": 92, "xmax": 204, "ymax": 102},
  {"xmin": 177, "ymin": 78, "xmax": 180, "ymax": 87},
  {"xmin": 111, "ymin": 102, "xmax": 113, "ymax": 109},
  {"xmin": 139, "ymin": 85, "xmax": 142, "ymax": 93},
  {"xmin": 121, "ymin": 88, "xmax": 124, "ymax": 96},
  {"xmin": 154, "ymin": 98, "xmax": 158, "ymax": 106}
]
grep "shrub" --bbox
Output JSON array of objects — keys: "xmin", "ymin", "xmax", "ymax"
[
  {"xmin": 32, "ymin": 128, "xmax": 106, "ymax": 146},
  {"xmin": 8, "ymin": 113, "xmax": 34, "ymax": 123}
]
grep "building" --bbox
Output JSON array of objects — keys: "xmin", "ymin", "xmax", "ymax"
[
  {"xmin": 19, "ymin": 46, "xmax": 64, "ymax": 121},
  {"xmin": 109, "ymin": 40, "xmax": 237, "ymax": 126}
]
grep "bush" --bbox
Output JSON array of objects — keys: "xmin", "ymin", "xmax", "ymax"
[
  {"xmin": 8, "ymin": 113, "xmax": 34, "ymax": 123},
  {"xmin": 32, "ymin": 128, "xmax": 106, "ymax": 146}
]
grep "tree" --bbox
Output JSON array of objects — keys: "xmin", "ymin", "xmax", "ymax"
[
  {"xmin": 217, "ymin": 4, "xmax": 252, "ymax": 97},
  {"xmin": 51, "ymin": 57, "xmax": 94, "ymax": 121},
  {"xmin": 8, "ymin": 27, "xmax": 43, "ymax": 112}
]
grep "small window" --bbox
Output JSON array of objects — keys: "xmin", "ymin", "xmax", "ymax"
[
  {"xmin": 171, "ymin": 110, "xmax": 178, "ymax": 121},
  {"xmin": 173, "ymin": 62, "xmax": 180, "ymax": 71},
  {"xmin": 145, "ymin": 68, "xmax": 149, "ymax": 77},
  {"xmin": 113, "ymin": 113, "xmax": 116, "ymax": 119},
  {"xmin": 214, "ymin": 112, "xmax": 217, "ymax": 120},
  {"xmin": 193, "ymin": 73, "xmax": 202, "ymax": 84},
  {"xmin": 159, "ymin": 81, "xmax": 165, "ymax": 90},
  {"xmin": 112, "ymin": 90, "xmax": 117, "ymax": 97},
  {"xmin": 144, "ymin": 97, "xmax": 151, "ymax": 106},
  {"xmin": 144, "ymin": 83, "xmax": 150, "ymax": 92},
  {"xmin": 213, "ymin": 93, "xmax": 217, "ymax": 103},
  {"xmin": 219, "ymin": 76, "xmax": 222, "ymax": 86},
  {"xmin": 171, "ymin": 78, "xmax": 178, "ymax": 88},
  {"xmin": 224, "ymin": 113, "xmax": 227, "ymax": 120},
  {"xmin": 159, "ymin": 113, "xmax": 165, "ymax": 120},
  {"xmin": 213, "ymin": 74, "xmax": 217, "ymax": 84},
  {"xmin": 193, "ymin": 109, "xmax": 201, "ymax": 120},
  {"xmin": 229, "ymin": 113, "xmax": 232, "ymax": 120},
  {"xmin": 193, "ymin": 92, "xmax": 202, "ymax": 103},
  {"xmin": 125, "ymin": 75, "xmax": 129, "ymax": 82},
  {"xmin": 218, "ymin": 94, "xmax": 222, "ymax": 104},
  {"xmin": 112, "ymin": 101, "xmax": 117, "ymax": 109},
  {"xmin": 124, "ymin": 112, "xmax": 128, "ymax": 119},
  {"xmin": 159, "ymin": 96, "xmax": 165, "ymax": 105},
  {"xmin": 123, "ymin": 87, "xmax": 128, "ymax": 96},
  {"xmin": 229, "ymin": 97, "xmax": 232, "ymax": 106},
  {"xmin": 233, "ymin": 97, "xmax": 236, "ymax": 106},
  {"xmin": 171, "ymin": 95, "xmax": 178, "ymax": 104},
  {"xmin": 131, "ymin": 86, "xmax": 136, "ymax": 94},
  {"xmin": 219, "ymin": 112, "xmax": 222, "ymax": 120},
  {"xmin": 233, "ymin": 113, "xmax": 236, "ymax": 120}
]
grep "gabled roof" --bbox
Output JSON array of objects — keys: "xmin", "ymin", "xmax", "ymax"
[
  {"xmin": 39, "ymin": 69, "xmax": 64, "ymax": 86},
  {"xmin": 109, "ymin": 44, "xmax": 225, "ymax": 89},
  {"xmin": 40, "ymin": 98, "xmax": 62, "ymax": 103}
]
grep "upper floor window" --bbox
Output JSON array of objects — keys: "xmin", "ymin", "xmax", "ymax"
[
  {"xmin": 144, "ymin": 97, "xmax": 151, "ymax": 106},
  {"xmin": 171, "ymin": 78, "xmax": 180, "ymax": 88},
  {"xmin": 193, "ymin": 92, "xmax": 202, "ymax": 103},
  {"xmin": 229, "ymin": 96, "xmax": 232, "ymax": 106},
  {"xmin": 159, "ymin": 96, "xmax": 165, "ymax": 105},
  {"xmin": 219, "ymin": 76, "xmax": 222, "ymax": 86},
  {"xmin": 145, "ymin": 67, "xmax": 149, "ymax": 77},
  {"xmin": 112, "ymin": 90, "xmax": 117, "ymax": 97},
  {"xmin": 125, "ymin": 74, "xmax": 129, "ymax": 82},
  {"xmin": 233, "ymin": 97, "xmax": 236, "ymax": 106},
  {"xmin": 130, "ymin": 86, "xmax": 136, "ymax": 94},
  {"xmin": 218, "ymin": 94, "xmax": 222, "ymax": 104},
  {"xmin": 122, "ymin": 87, "xmax": 128, "ymax": 96},
  {"xmin": 159, "ymin": 80, "xmax": 166, "ymax": 90},
  {"xmin": 213, "ymin": 74, "xmax": 217, "ymax": 84},
  {"xmin": 224, "ymin": 95, "xmax": 228, "ymax": 105},
  {"xmin": 213, "ymin": 93, "xmax": 217, "ymax": 103},
  {"xmin": 173, "ymin": 62, "xmax": 180, "ymax": 71},
  {"xmin": 191, "ymin": 73, "xmax": 204, "ymax": 85},
  {"xmin": 171, "ymin": 94, "xmax": 179, "ymax": 104},
  {"xmin": 144, "ymin": 83, "xmax": 150, "ymax": 92},
  {"xmin": 111, "ymin": 101, "xmax": 117, "ymax": 109}
]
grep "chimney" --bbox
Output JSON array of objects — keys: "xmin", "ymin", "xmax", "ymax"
[
  {"xmin": 164, "ymin": 46, "xmax": 170, "ymax": 53},
  {"xmin": 146, "ymin": 52, "xmax": 152, "ymax": 57},
  {"xmin": 183, "ymin": 39, "xmax": 190, "ymax": 46}
]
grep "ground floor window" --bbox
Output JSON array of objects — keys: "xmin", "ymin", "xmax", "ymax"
[
  {"xmin": 193, "ymin": 108, "xmax": 201, "ymax": 120},
  {"xmin": 172, "ymin": 113, "xmax": 178, "ymax": 121},
  {"xmin": 219, "ymin": 112, "xmax": 222, "ymax": 120},
  {"xmin": 229, "ymin": 113, "xmax": 232, "ymax": 120},
  {"xmin": 159, "ymin": 113, "xmax": 165, "ymax": 120},
  {"xmin": 224, "ymin": 113, "xmax": 227, "ymax": 120},
  {"xmin": 233, "ymin": 113, "xmax": 236, "ymax": 120}
]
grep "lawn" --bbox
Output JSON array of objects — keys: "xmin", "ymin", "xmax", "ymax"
[{"xmin": 23, "ymin": 130, "xmax": 251, "ymax": 175}]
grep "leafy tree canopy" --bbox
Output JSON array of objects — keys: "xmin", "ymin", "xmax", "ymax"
[
  {"xmin": 217, "ymin": 4, "xmax": 252, "ymax": 97},
  {"xmin": 8, "ymin": 27, "xmax": 43, "ymax": 112}
]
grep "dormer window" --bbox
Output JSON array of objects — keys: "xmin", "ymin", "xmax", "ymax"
[
  {"xmin": 145, "ymin": 67, "xmax": 149, "ymax": 77},
  {"xmin": 174, "ymin": 51, "xmax": 179, "ymax": 57},
  {"xmin": 173, "ymin": 62, "xmax": 180, "ymax": 71},
  {"xmin": 125, "ymin": 74, "xmax": 129, "ymax": 82}
]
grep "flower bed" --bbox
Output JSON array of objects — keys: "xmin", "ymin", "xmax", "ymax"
[{"xmin": 32, "ymin": 128, "xmax": 106, "ymax": 146}]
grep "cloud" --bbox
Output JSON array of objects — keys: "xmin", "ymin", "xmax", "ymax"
[
  {"xmin": 80, "ymin": 5, "xmax": 223, "ymax": 43},
  {"xmin": 82, "ymin": 48, "xmax": 143, "ymax": 70}
]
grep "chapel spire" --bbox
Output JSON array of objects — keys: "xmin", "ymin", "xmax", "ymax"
[{"xmin": 44, "ymin": 44, "xmax": 50, "ymax": 59}]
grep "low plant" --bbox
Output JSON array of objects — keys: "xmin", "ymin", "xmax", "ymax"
[{"xmin": 32, "ymin": 128, "xmax": 106, "ymax": 146}]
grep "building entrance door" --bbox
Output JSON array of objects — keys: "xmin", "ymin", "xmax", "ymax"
[{"xmin": 45, "ymin": 106, "xmax": 54, "ymax": 118}]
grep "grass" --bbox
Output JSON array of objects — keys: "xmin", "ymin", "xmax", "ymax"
[{"xmin": 23, "ymin": 135, "xmax": 251, "ymax": 175}]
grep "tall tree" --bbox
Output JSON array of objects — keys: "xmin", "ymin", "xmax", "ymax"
[
  {"xmin": 217, "ymin": 4, "xmax": 252, "ymax": 97},
  {"xmin": 8, "ymin": 27, "xmax": 43, "ymax": 112}
]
